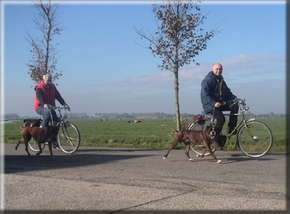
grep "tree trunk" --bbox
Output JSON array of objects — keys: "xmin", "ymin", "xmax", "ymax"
[{"xmin": 173, "ymin": 67, "xmax": 181, "ymax": 131}]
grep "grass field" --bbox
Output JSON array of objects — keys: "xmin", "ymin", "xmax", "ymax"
[{"xmin": 3, "ymin": 117, "xmax": 287, "ymax": 153}]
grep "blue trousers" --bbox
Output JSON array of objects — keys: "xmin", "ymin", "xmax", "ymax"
[{"xmin": 36, "ymin": 107, "xmax": 59, "ymax": 127}]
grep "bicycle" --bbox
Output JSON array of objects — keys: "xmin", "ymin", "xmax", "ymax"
[
  {"xmin": 28, "ymin": 106, "xmax": 81, "ymax": 154},
  {"xmin": 188, "ymin": 99, "xmax": 273, "ymax": 158}
]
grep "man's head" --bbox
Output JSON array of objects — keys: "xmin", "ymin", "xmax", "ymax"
[
  {"xmin": 212, "ymin": 63, "xmax": 223, "ymax": 76},
  {"xmin": 43, "ymin": 73, "xmax": 52, "ymax": 85}
]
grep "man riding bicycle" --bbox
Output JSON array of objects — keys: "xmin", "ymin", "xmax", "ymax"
[{"xmin": 200, "ymin": 63, "xmax": 241, "ymax": 149}]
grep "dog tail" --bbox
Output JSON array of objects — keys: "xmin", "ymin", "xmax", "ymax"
[{"xmin": 15, "ymin": 139, "xmax": 24, "ymax": 150}]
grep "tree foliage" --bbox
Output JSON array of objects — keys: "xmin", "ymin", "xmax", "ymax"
[
  {"xmin": 134, "ymin": 0, "xmax": 218, "ymax": 130},
  {"xmin": 26, "ymin": 0, "xmax": 63, "ymax": 84}
]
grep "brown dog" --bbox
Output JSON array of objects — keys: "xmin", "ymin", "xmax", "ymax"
[
  {"xmin": 15, "ymin": 126, "xmax": 59, "ymax": 157},
  {"xmin": 163, "ymin": 129, "xmax": 222, "ymax": 163}
]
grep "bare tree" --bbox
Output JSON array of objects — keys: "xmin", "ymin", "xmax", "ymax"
[
  {"xmin": 27, "ymin": 0, "xmax": 63, "ymax": 84},
  {"xmin": 134, "ymin": 0, "xmax": 218, "ymax": 130}
]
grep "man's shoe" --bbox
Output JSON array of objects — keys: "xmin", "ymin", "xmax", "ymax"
[
  {"xmin": 53, "ymin": 142, "xmax": 59, "ymax": 149},
  {"xmin": 218, "ymin": 135, "xmax": 227, "ymax": 147}
]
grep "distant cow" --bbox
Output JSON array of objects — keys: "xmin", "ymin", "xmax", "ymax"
[{"xmin": 127, "ymin": 120, "xmax": 142, "ymax": 123}]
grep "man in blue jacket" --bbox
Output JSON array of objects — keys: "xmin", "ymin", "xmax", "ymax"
[{"xmin": 201, "ymin": 63, "xmax": 240, "ymax": 149}]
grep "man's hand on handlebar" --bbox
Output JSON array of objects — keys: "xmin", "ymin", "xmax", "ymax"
[
  {"xmin": 238, "ymin": 99, "xmax": 246, "ymax": 105},
  {"xmin": 215, "ymin": 98, "xmax": 246, "ymax": 108},
  {"xmin": 64, "ymin": 103, "xmax": 70, "ymax": 111},
  {"xmin": 231, "ymin": 98, "xmax": 245, "ymax": 105}
]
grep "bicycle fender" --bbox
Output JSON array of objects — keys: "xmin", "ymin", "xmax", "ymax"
[{"xmin": 247, "ymin": 118, "xmax": 256, "ymax": 122}]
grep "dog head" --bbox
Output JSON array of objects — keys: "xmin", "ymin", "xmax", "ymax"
[
  {"xmin": 23, "ymin": 119, "xmax": 43, "ymax": 127},
  {"xmin": 205, "ymin": 126, "xmax": 216, "ymax": 140}
]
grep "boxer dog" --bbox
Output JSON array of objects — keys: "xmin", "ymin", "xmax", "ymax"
[
  {"xmin": 15, "ymin": 125, "xmax": 59, "ymax": 157},
  {"xmin": 163, "ymin": 128, "xmax": 222, "ymax": 163}
]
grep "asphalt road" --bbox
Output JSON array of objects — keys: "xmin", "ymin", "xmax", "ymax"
[{"xmin": 2, "ymin": 143, "xmax": 288, "ymax": 213}]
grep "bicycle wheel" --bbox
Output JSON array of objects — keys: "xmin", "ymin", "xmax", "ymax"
[
  {"xmin": 188, "ymin": 123, "xmax": 216, "ymax": 156},
  {"xmin": 28, "ymin": 139, "xmax": 46, "ymax": 152},
  {"xmin": 57, "ymin": 122, "xmax": 80, "ymax": 154},
  {"xmin": 237, "ymin": 120, "xmax": 273, "ymax": 158}
]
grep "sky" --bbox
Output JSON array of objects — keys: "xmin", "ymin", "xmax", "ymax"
[{"xmin": 1, "ymin": 0, "xmax": 286, "ymax": 117}]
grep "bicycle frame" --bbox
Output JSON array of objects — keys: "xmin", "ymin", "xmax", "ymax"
[
  {"xmin": 189, "ymin": 99, "xmax": 273, "ymax": 158},
  {"xmin": 219, "ymin": 101, "xmax": 250, "ymax": 142},
  {"xmin": 47, "ymin": 106, "xmax": 67, "ymax": 126}
]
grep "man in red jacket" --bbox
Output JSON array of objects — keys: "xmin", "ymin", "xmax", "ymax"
[{"xmin": 34, "ymin": 73, "xmax": 70, "ymax": 128}]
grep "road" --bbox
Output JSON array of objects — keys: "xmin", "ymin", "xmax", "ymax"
[{"xmin": 2, "ymin": 143, "xmax": 288, "ymax": 213}]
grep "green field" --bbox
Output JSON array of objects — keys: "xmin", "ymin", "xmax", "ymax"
[{"xmin": 3, "ymin": 117, "xmax": 287, "ymax": 153}]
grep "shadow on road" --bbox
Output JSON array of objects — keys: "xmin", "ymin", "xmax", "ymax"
[
  {"xmin": 4, "ymin": 152, "xmax": 156, "ymax": 174},
  {"xmin": 220, "ymin": 152, "xmax": 277, "ymax": 164},
  {"xmin": 5, "ymin": 143, "xmax": 283, "ymax": 174}
]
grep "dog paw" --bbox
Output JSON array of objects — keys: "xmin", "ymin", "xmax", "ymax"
[
  {"xmin": 189, "ymin": 158, "xmax": 193, "ymax": 162},
  {"xmin": 216, "ymin": 160, "xmax": 222, "ymax": 164},
  {"xmin": 163, "ymin": 156, "xmax": 167, "ymax": 160}
]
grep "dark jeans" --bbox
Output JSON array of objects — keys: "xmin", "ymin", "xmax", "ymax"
[
  {"xmin": 36, "ymin": 107, "xmax": 59, "ymax": 127},
  {"xmin": 210, "ymin": 102, "xmax": 239, "ymax": 138}
]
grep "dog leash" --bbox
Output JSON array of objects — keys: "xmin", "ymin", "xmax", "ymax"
[{"xmin": 209, "ymin": 108, "xmax": 217, "ymax": 138}]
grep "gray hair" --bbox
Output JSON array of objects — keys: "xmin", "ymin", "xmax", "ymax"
[{"xmin": 43, "ymin": 73, "xmax": 52, "ymax": 80}]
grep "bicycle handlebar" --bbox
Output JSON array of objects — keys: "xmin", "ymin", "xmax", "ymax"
[
  {"xmin": 45, "ymin": 105, "xmax": 70, "ymax": 124},
  {"xmin": 213, "ymin": 98, "xmax": 249, "ymax": 112},
  {"xmin": 44, "ymin": 105, "xmax": 69, "ymax": 112},
  {"xmin": 231, "ymin": 99, "xmax": 249, "ymax": 112},
  {"xmin": 56, "ymin": 106, "xmax": 69, "ymax": 120}
]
